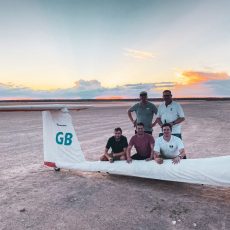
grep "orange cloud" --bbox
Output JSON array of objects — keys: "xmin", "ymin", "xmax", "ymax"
[
  {"xmin": 171, "ymin": 71, "xmax": 230, "ymax": 97},
  {"xmin": 175, "ymin": 71, "xmax": 229, "ymax": 85}
]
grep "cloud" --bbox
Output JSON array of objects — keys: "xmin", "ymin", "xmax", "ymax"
[
  {"xmin": 1, "ymin": 71, "xmax": 230, "ymax": 99},
  {"xmin": 205, "ymin": 79, "xmax": 230, "ymax": 96},
  {"xmin": 175, "ymin": 71, "xmax": 229, "ymax": 85},
  {"xmin": 172, "ymin": 70, "xmax": 230, "ymax": 97},
  {"xmin": 124, "ymin": 48, "xmax": 156, "ymax": 60},
  {"xmin": 73, "ymin": 79, "xmax": 102, "ymax": 91},
  {"xmin": 0, "ymin": 80, "xmax": 162, "ymax": 99}
]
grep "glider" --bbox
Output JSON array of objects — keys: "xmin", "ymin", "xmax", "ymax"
[{"xmin": 1, "ymin": 104, "xmax": 230, "ymax": 187}]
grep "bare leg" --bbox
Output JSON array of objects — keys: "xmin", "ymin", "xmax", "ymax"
[
  {"xmin": 120, "ymin": 154, "xmax": 127, "ymax": 160},
  {"xmin": 100, "ymin": 154, "xmax": 109, "ymax": 161}
]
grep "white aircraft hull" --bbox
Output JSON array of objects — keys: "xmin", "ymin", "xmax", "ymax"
[
  {"xmin": 54, "ymin": 156, "xmax": 230, "ymax": 186},
  {"xmin": 42, "ymin": 109, "xmax": 230, "ymax": 187}
]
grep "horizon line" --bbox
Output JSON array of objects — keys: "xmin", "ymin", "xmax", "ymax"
[{"xmin": 0, "ymin": 97, "xmax": 230, "ymax": 103}]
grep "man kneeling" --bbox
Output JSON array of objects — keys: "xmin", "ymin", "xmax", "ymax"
[
  {"xmin": 126, "ymin": 122, "xmax": 154, "ymax": 163},
  {"xmin": 100, "ymin": 127, "xmax": 128, "ymax": 163},
  {"xmin": 154, "ymin": 123, "xmax": 186, "ymax": 164}
]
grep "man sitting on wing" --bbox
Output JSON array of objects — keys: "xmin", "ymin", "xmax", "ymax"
[
  {"xmin": 126, "ymin": 122, "xmax": 154, "ymax": 163},
  {"xmin": 154, "ymin": 123, "xmax": 186, "ymax": 164},
  {"xmin": 100, "ymin": 127, "xmax": 128, "ymax": 163}
]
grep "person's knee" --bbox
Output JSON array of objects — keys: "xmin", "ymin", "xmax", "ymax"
[
  {"xmin": 120, "ymin": 155, "xmax": 126, "ymax": 160},
  {"xmin": 100, "ymin": 155, "xmax": 108, "ymax": 161}
]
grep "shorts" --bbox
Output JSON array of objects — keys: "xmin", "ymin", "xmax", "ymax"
[
  {"xmin": 135, "ymin": 130, "xmax": 153, "ymax": 135},
  {"xmin": 131, "ymin": 153, "xmax": 148, "ymax": 160}
]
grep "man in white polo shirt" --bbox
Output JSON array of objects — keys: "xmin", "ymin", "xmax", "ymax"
[
  {"xmin": 153, "ymin": 90, "xmax": 185, "ymax": 139},
  {"xmin": 154, "ymin": 123, "xmax": 186, "ymax": 164}
]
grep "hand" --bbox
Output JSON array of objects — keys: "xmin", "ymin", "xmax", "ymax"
[
  {"xmin": 133, "ymin": 120, "xmax": 137, "ymax": 127},
  {"xmin": 109, "ymin": 157, "xmax": 114, "ymax": 163},
  {"xmin": 155, "ymin": 157, "xmax": 163, "ymax": 164},
  {"xmin": 172, "ymin": 156, "xmax": 180, "ymax": 164},
  {"xmin": 108, "ymin": 153, "xmax": 113, "ymax": 157},
  {"xmin": 127, "ymin": 157, "xmax": 132, "ymax": 163},
  {"xmin": 145, "ymin": 157, "xmax": 153, "ymax": 161},
  {"xmin": 108, "ymin": 153, "xmax": 114, "ymax": 163}
]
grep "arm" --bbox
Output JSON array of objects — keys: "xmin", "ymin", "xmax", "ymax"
[
  {"xmin": 152, "ymin": 117, "xmax": 163, "ymax": 127},
  {"xmin": 153, "ymin": 138, "xmax": 163, "ymax": 164},
  {"xmin": 170, "ymin": 103, "xmax": 185, "ymax": 126},
  {"xmin": 126, "ymin": 145, "xmax": 132, "ymax": 163},
  {"xmin": 172, "ymin": 148, "xmax": 185, "ymax": 164},
  {"xmin": 154, "ymin": 151, "xmax": 163, "ymax": 164},
  {"xmin": 114, "ymin": 137, "xmax": 128, "ymax": 158},
  {"xmin": 128, "ymin": 110, "xmax": 137, "ymax": 127},
  {"xmin": 169, "ymin": 117, "xmax": 185, "ymax": 126},
  {"xmin": 104, "ymin": 148, "xmax": 113, "ymax": 161},
  {"xmin": 113, "ymin": 148, "xmax": 127, "ymax": 157},
  {"xmin": 153, "ymin": 105, "xmax": 162, "ymax": 127},
  {"xmin": 146, "ymin": 143, "xmax": 154, "ymax": 161},
  {"xmin": 179, "ymin": 148, "xmax": 186, "ymax": 158}
]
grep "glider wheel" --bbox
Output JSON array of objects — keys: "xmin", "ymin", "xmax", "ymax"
[{"xmin": 54, "ymin": 167, "xmax": 61, "ymax": 172}]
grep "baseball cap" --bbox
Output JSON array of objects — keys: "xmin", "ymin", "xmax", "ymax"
[{"xmin": 140, "ymin": 91, "xmax": 147, "ymax": 96}]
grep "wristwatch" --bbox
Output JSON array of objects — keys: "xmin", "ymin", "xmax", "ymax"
[{"xmin": 109, "ymin": 157, "xmax": 114, "ymax": 162}]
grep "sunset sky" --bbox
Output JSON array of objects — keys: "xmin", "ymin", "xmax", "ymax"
[{"xmin": 0, "ymin": 0, "xmax": 230, "ymax": 99}]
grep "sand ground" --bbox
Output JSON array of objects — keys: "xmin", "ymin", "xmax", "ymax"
[{"xmin": 0, "ymin": 101, "xmax": 229, "ymax": 230}]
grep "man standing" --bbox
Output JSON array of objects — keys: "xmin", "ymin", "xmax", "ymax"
[
  {"xmin": 154, "ymin": 123, "xmax": 186, "ymax": 164},
  {"xmin": 100, "ymin": 127, "xmax": 128, "ymax": 163},
  {"xmin": 153, "ymin": 90, "xmax": 185, "ymax": 139},
  {"xmin": 128, "ymin": 91, "xmax": 157, "ymax": 135},
  {"xmin": 126, "ymin": 123, "xmax": 154, "ymax": 163}
]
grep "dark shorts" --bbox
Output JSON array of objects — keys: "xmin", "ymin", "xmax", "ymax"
[
  {"xmin": 159, "ymin": 133, "xmax": 182, "ymax": 139},
  {"xmin": 131, "ymin": 153, "xmax": 148, "ymax": 160},
  {"xmin": 135, "ymin": 130, "xmax": 153, "ymax": 135}
]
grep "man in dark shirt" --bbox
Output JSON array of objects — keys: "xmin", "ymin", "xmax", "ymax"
[
  {"xmin": 127, "ymin": 122, "xmax": 155, "ymax": 163},
  {"xmin": 100, "ymin": 127, "xmax": 128, "ymax": 163}
]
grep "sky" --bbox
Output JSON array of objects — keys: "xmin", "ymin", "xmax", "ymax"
[{"xmin": 0, "ymin": 0, "xmax": 230, "ymax": 99}]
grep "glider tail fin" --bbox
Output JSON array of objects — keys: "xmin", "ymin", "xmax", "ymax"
[{"xmin": 43, "ymin": 109, "xmax": 85, "ymax": 168}]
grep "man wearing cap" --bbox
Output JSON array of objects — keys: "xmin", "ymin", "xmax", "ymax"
[
  {"xmin": 153, "ymin": 90, "xmax": 185, "ymax": 139},
  {"xmin": 128, "ymin": 91, "xmax": 158, "ymax": 135}
]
